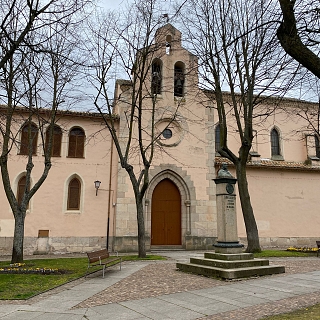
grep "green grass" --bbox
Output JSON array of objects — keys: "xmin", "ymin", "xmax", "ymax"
[
  {"xmin": 0, "ymin": 254, "xmax": 165, "ymax": 300},
  {"xmin": 262, "ymin": 303, "xmax": 320, "ymax": 319},
  {"xmin": 254, "ymin": 250, "xmax": 318, "ymax": 258},
  {"xmin": 121, "ymin": 254, "xmax": 166, "ymax": 261}
]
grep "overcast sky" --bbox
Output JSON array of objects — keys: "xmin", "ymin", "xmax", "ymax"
[{"xmin": 98, "ymin": 0, "xmax": 131, "ymax": 11}]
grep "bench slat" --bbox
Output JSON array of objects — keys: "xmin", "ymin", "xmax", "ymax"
[{"xmin": 86, "ymin": 249, "xmax": 121, "ymax": 278}]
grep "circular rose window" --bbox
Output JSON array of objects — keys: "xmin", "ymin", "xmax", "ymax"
[
  {"xmin": 155, "ymin": 119, "xmax": 183, "ymax": 147},
  {"xmin": 162, "ymin": 128, "xmax": 173, "ymax": 139}
]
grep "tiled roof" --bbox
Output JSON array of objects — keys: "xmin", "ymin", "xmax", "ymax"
[
  {"xmin": 0, "ymin": 105, "xmax": 119, "ymax": 120},
  {"xmin": 215, "ymin": 157, "xmax": 320, "ymax": 171}
]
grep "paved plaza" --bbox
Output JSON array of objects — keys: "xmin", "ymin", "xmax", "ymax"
[{"xmin": 0, "ymin": 251, "xmax": 320, "ymax": 319}]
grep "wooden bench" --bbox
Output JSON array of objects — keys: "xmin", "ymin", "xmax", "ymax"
[
  {"xmin": 317, "ymin": 241, "xmax": 320, "ymax": 257},
  {"xmin": 86, "ymin": 249, "xmax": 122, "ymax": 278}
]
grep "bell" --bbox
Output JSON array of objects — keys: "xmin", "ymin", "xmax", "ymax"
[{"xmin": 176, "ymin": 79, "xmax": 182, "ymax": 88}]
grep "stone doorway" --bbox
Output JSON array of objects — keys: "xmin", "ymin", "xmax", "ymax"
[{"xmin": 151, "ymin": 178, "xmax": 181, "ymax": 245}]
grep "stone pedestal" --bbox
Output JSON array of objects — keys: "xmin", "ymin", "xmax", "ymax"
[
  {"xmin": 213, "ymin": 177, "xmax": 244, "ymax": 254},
  {"xmin": 176, "ymin": 164, "xmax": 285, "ymax": 279}
]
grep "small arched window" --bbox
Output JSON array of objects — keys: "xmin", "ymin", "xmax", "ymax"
[
  {"xmin": 68, "ymin": 127, "xmax": 85, "ymax": 158},
  {"xmin": 19, "ymin": 122, "xmax": 38, "ymax": 155},
  {"xmin": 151, "ymin": 59, "xmax": 162, "ymax": 95},
  {"xmin": 45, "ymin": 125, "xmax": 62, "ymax": 157},
  {"xmin": 166, "ymin": 34, "xmax": 172, "ymax": 55},
  {"xmin": 67, "ymin": 178, "xmax": 81, "ymax": 210},
  {"xmin": 174, "ymin": 62, "xmax": 185, "ymax": 97},
  {"xmin": 17, "ymin": 176, "xmax": 30, "ymax": 208},
  {"xmin": 315, "ymin": 135, "xmax": 320, "ymax": 158},
  {"xmin": 271, "ymin": 128, "xmax": 281, "ymax": 156},
  {"xmin": 215, "ymin": 124, "xmax": 221, "ymax": 154}
]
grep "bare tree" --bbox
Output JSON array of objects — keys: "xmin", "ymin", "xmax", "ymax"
[
  {"xmin": 277, "ymin": 0, "xmax": 320, "ymax": 78},
  {"xmin": 182, "ymin": 0, "xmax": 291, "ymax": 252},
  {"xmin": 86, "ymin": 1, "xmax": 182, "ymax": 257},
  {"xmin": 277, "ymin": 1, "xmax": 320, "ymax": 166},
  {"xmin": 0, "ymin": 0, "xmax": 89, "ymax": 263}
]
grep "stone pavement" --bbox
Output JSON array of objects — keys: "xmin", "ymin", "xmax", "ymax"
[{"xmin": 0, "ymin": 251, "xmax": 320, "ymax": 319}]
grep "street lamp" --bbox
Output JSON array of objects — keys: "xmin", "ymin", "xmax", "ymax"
[{"xmin": 94, "ymin": 180, "xmax": 101, "ymax": 196}]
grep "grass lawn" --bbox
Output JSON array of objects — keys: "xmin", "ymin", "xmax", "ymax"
[
  {"xmin": 254, "ymin": 250, "xmax": 318, "ymax": 258},
  {"xmin": 262, "ymin": 303, "xmax": 320, "ymax": 319},
  {"xmin": 0, "ymin": 254, "xmax": 165, "ymax": 300}
]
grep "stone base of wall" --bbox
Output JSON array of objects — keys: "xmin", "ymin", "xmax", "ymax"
[
  {"xmin": 239, "ymin": 237, "xmax": 320, "ymax": 249},
  {"xmin": 1, "ymin": 236, "xmax": 319, "ymax": 256},
  {"xmin": 0, "ymin": 237, "xmax": 13, "ymax": 256},
  {"xmin": 0, "ymin": 236, "xmax": 108, "ymax": 256},
  {"xmin": 185, "ymin": 236, "xmax": 217, "ymax": 250},
  {"xmin": 112, "ymin": 236, "xmax": 151, "ymax": 253},
  {"xmin": 113, "ymin": 236, "xmax": 217, "ymax": 252}
]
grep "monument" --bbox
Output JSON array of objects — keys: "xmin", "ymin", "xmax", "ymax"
[
  {"xmin": 213, "ymin": 163, "xmax": 244, "ymax": 254},
  {"xmin": 176, "ymin": 163, "xmax": 285, "ymax": 279}
]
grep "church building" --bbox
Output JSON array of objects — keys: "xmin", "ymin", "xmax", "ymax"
[{"xmin": 0, "ymin": 24, "xmax": 319, "ymax": 256}]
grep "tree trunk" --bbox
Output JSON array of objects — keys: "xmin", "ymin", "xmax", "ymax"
[
  {"xmin": 11, "ymin": 211, "xmax": 26, "ymax": 263},
  {"xmin": 136, "ymin": 196, "xmax": 146, "ymax": 258},
  {"xmin": 235, "ymin": 161, "xmax": 261, "ymax": 253}
]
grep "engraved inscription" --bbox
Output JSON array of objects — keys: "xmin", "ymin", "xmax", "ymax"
[{"xmin": 225, "ymin": 195, "xmax": 235, "ymax": 211}]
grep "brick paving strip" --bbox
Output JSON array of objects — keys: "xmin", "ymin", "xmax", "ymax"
[{"xmin": 73, "ymin": 257, "xmax": 320, "ymax": 319}]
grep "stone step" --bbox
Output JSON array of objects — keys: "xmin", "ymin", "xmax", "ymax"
[
  {"xmin": 176, "ymin": 262, "xmax": 285, "ymax": 280},
  {"xmin": 150, "ymin": 245, "xmax": 184, "ymax": 251},
  {"xmin": 190, "ymin": 257, "xmax": 269, "ymax": 269},
  {"xmin": 204, "ymin": 252, "xmax": 254, "ymax": 261}
]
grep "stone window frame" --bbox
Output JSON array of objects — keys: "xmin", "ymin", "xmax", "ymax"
[
  {"xmin": 315, "ymin": 135, "xmax": 320, "ymax": 158},
  {"xmin": 174, "ymin": 61, "xmax": 185, "ymax": 98},
  {"xmin": 45, "ymin": 124, "xmax": 63, "ymax": 157},
  {"xmin": 18, "ymin": 122, "xmax": 38, "ymax": 156},
  {"xmin": 215, "ymin": 123, "xmax": 221, "ymax": 156},
  {"xmin": 14, "ymin": 172, "xmax": 33, "ymax": 213},
  {"xmin": 151, "ymin": 58, "xmax": 162, "ymax": 95},
  {"xmin": 270, "ymin": 126, "xmax": 284, "ymax": 160},
  {"xmin": 67, "ymin": 126, "xmax": 86, "ymax": 158},
  {"xmin": 63, "ymin": 173, "xmax": 84, "ymax": 214}
]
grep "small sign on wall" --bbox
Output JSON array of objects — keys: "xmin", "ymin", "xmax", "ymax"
[{"xmin": 38, "ymin": 230, "xmax": 49, "ymax": 238}]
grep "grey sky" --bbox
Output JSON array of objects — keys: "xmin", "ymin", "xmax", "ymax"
[{"xmin": 98, "ymin": 0, "xmax": 130, "ymax": 11}]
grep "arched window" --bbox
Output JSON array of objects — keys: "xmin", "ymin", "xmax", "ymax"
[
  {"xmin": 215, "ymin": 124, "xmax": 220, "ymax": 154},
  {"xmin": 67, "ymin": 178, "xmax": 81, "ymax": 210},
  {"xmin": 19, "ymin": 122, "xmax": 38, "ymax": 155},
  {"xmin": 17, "ymin": 176, "xmax": 30, "ymax": 208},
  {"xmin": 45, "ymin": 125, "xmax": 62, "ymax": 157},
  {"xmin": 271, "ymin": 128, "xmax": 281, "ymax": 156},
  {"xmin": 165, "ymin": 34, "xmax": 172, "ymax": 55},
  {"xmin": 315, "ymin": 135, "xmax": 320, "ymax": 158},
  {"xmin": 151, "ymin": 59, "xmax": 162, "ymax": 95},
  {"xmin": 174, "ymin": 62, "xmax": 185, "ymax": 97},
  {"xmin": 68, "ymin": 127, "xmax": 85, "ymax": 158}
]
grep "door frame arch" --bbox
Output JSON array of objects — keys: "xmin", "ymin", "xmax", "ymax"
[{"xmin": 145, "ymin": 168, "xmax": 193, "ymax": 247}]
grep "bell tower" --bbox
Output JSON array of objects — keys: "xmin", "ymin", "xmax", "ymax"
[{"xmin": 152, "ymin": 24, "xmax": 198, "ymax": 102}]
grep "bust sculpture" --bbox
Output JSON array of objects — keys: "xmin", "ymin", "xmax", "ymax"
[{"xmin": 217, "ymin": 163, "xmax": 234, "ymax": 178}]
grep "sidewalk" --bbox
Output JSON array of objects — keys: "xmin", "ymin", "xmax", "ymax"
[{"xmin": 0, "ymin": 251, "xmax": 320, "ymax": 319}]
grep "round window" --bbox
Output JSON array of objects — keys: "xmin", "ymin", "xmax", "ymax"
[{"xmin": 162, "ymin": 128, "xmax": 172, "ymax": 139}]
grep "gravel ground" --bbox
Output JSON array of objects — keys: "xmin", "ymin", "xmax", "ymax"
[
  {"xmin": 74, "ymin": 257, "xmax": 320, "ymax": 319},
  {"xmin": 1, "ymin": 256, "xmax": 320, "ymax": 319}
]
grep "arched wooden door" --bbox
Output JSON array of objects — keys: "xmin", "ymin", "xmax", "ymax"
[{"xmin": 151, "ymin": 179, "xmax": 181, "ymax": 245}]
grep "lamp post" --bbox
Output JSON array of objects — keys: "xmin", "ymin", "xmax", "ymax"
[{"xmin": 94, "ymin": 180, "xmax": 101, "ymax": 196}]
